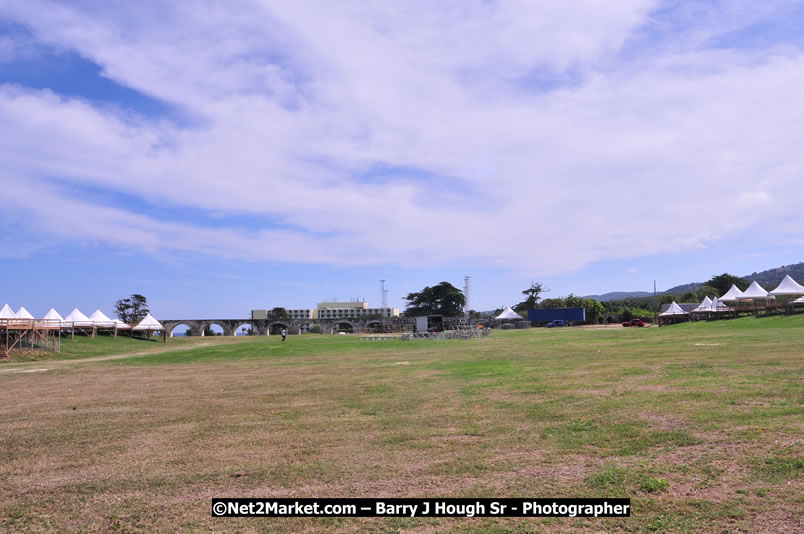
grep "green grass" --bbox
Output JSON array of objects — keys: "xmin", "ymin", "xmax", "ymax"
[{"xmin": 0, "ymin": 314, "xmax": 802, "ymax": 532}]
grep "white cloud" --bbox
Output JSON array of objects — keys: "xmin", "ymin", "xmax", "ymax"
[{"xmin": 0, "ymin": 1, "xmax": 803, "ymax": 273}]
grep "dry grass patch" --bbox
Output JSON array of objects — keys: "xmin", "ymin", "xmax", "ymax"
[{"xmin": 1, "ymin": 318, "xmax": 802, "ymax": 532}]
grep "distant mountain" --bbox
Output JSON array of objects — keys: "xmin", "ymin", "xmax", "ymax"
[
  {"xmin": 663, "ymin": 261, "xmax": 804, "ymax": 296},
  {"xmin": 744, "ymin": 262, "xmax": 804, "ymax": 287},
  {"xmin": 663, "ymin": 282, "xmax": 702, "ymax": 295},
  {"xmin": 584, "ymin": 261, "xmax": 804, "ymax": 300},
  {"xmin": 582, "ymin": 291, "xmax": 653, "ymax": 302}
]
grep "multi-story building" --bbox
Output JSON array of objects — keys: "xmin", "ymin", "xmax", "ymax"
[
  {"xmin": 315, "ymin": 300, "xmax": 399, "ymax": 320},
  {"xmin": 287, "ymin": 309, "xmax": 318, "ymax": 320},
  {"xmin": 252, "ymin": 300, "xmax": 399, "ymax": 321}
]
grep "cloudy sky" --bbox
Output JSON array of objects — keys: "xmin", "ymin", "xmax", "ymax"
[{"xmin": 2, "ymin": 0, "xmax": 803, "ymax": 317}]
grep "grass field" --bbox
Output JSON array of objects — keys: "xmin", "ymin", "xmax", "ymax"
[{"xmin": 1, "ymin": 316, "xmax": 802, "ymax": 533}]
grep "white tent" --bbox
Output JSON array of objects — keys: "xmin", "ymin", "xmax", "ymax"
[
  {"xmin": 63, "ymin": 308, "xmax": 94, "ymax": 327},
  {"xmin": 88, "ymin": 309, "xmax": 115, "ymax": 327},
  {"xmin": 16, "ymin": 306, "xmax": 34, "ymax": 319},
  {"xmin": 660, "ymin": 301, "xmax": 688, "ymax": 317},
  {"xmin": 737, "ymin": 281, "xmax": 772, "ymax": 300},
  {"xmin": 42, "ymin": 308, "xmax": 64, "ymax": 321},
  {"xmin": 0, "ymin": 304, "xmax": 18, "ymax": 318},
  {"xmin": 719, "ymin": 284, "xmax": 744, "ymax": 302},
  {"xmin": 113, "ymin": 319, "xmax": 132, "ymax": 330},
  {"xmin": 133, "ymin": 313, "xmax": 164, "ymax": 331},
  {"xmin": 495, "ymin": 306, "xmax": 522, "ymax": 320},
  {"xmin": 769, "ymin": 274, "xmax": 804, "ymax": 296},
  {"xmin": 39, "ymin": 308, "xmax": 65, "ymax": 328},
  {"xmin": 711, "ymin": 297, "xmax": 729, "ymax": 312},
  {"xmin": 692, "ymin": 296, "xmax": 713, "ymax": 313}
]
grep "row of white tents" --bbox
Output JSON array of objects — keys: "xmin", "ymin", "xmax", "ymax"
[
  {"xmin": 661, "ymin": 275, "xmax": 804, "ymax": 317},
  {"xmin": 0, "ymin": 304, "xmax": 164, "ymax": 332}
]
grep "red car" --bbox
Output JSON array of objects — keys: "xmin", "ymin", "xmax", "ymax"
[{"xmin": 622, "ymin": 318, "xmax": 646, "ymax": 327}]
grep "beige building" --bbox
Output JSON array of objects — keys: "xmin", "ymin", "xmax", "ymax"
[
  {"xmin": 316, "ymin": 300, "xmax": 399, "ymax": 320},
  {"xmin": 252, "ymin": 301, "xmax": 399, "ymax": 321},
  {"xmin": 287, "ymin": 309, "xmax": 317, "ymax": 319}
]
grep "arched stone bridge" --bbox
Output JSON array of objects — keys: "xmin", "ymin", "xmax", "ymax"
[
  {"xmin": 161, "ymin": 318, "xmax": 414, "ymax": 337},
  {"xmin": 161, "ymin": 316, "xmax": 487, "ymax": 337}
]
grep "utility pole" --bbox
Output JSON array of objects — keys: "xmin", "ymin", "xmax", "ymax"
[
  {"xmin": 654, "ymin": 280, "xmax": 658, "ymax": 326},
  {"xmin": 463, "ymin": 276, "xmax": 471, "ymax": 317}
]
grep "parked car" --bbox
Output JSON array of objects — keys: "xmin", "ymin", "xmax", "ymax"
[
  {"xmin": 622, "ymin": 318, "xmax": 646, "ymax": 327},
  {"xmin": 546, "ymin": 320, "xmax": 568, "ymax": 328}
]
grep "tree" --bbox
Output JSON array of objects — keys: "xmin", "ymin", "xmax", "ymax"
[
  {"xmin": 540, "ymin": 297, "xmax": 566, "ymax": 309},
  {"xmin": 659, "ymin": 294, "xmax": 676, "ymax": 305},
  {"xmin": 270, "ymin": 307, "xmax": 289, "ymax": 319},
  {"xmin": 514, "ymin": 282, "xmax": 546, "ymax": 312},
  {"xmin": 680, "ymin": 291, "xmax": 699, "ymax": 303},
  {"xmin": 403, "ymin": 281, "xmax": 466, "ymax": 317},
  {"xmin": 694, "ymin": 284, "xmax": 720, "ymax": 301},
  {"xmin": 704, "ymin": 273, "xmax": 750, "ymax": 295},
  {"xmin": 113, "ymin": 294, "xmax": 149, "ymax": 323},
  {"xmin": 582, "ymin": 298, "xmax": 605, "ymax": 323},
  {"xmin": 564, "ymin": 293, "xmax": 584, "ymax": 308}
]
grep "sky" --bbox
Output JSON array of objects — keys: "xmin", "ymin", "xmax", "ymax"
[{"xmin": 2, "ymin": 0, "xmax": 804, "ymax": 318}]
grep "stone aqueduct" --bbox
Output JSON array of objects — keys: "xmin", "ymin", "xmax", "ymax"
[{"xmin": 161, "ymin": 317, "xmax": 486, "ymax": 337}]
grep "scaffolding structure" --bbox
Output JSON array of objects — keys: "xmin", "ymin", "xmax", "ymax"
[{"xmin": 0, "ymin": 318, "xmax": 61, "ymax": 359}]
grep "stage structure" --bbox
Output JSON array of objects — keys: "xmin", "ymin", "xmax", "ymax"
[{"xmin": 1, "ymin": 318, "xmax": 61, "ymax": 359}]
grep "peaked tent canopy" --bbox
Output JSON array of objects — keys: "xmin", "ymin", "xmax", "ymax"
[
  {"xmin": 88, "ymin": 309, "xmax": 115, "ymax": 327},
  {"xmin": 737, "ymin": 281, "xmax": 772, "ymax": 300},
  {"xmin": 16, "ymin": 306, "xmax": 34, "ymax": 319},
  {"xmin": 711, "ymin": 297, "xmax": 729, "ymax": 312},
  {"xmin": 133, "ymin": 313, "xmax": 164, "ymax": 331},
  {"xmin": 63, "ymin": 308, "xmax": 94, "ymax": 327},
  {"xmin": 0, "ymin": 304, "xmax": 17, "ymax": 318},
  {"xmin": 114, "ymin": 319, "xmax": 132, "ymax": 330},
  {"xmin": 495, "ymin": 306, "xmax": 522, "ymax": 320},
  {"xmin": 41, "ymin": 308, "xmax": 67, "ymax": 326},
  {"xmin": 719, "ymin": 284, "xmax": 744, "ymax": 302},
  {"xmin": 42, "ymin": 308, "xmax": 64, "ymax": 321},
  {"xmin": 769, "ymin": 274, "xmax": 804, "ymax": 296},
  {"xmin": 693, "ymin": 296, "xmax": 713, "ymax": 313},
  {"xmin": 660, "ymin": 301, "xmax": 688, "ymax": 316}
]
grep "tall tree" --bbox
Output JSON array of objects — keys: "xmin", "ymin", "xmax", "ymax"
[
  {"xmin": 403, "ymin": 281, "xmax": 466, "ymax": 317},
  {"xmin": 270, "ymin": 307, "xmax": 289, "ymax": 319},
  {"xmin": 705, "ymin": 273, "xmax": 750, "ymax": 295},
  {"xmin": 514, "ymin": 282, "xmax": 546, "ymax": 312},
  {"xmin": 113, "ymin": 294, "xmax": 149, "ymax": 323}
]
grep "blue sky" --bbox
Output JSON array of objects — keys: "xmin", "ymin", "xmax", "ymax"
[{"xmin": 1, "ymin": 1, "xmax": 803, "ymax": 318}]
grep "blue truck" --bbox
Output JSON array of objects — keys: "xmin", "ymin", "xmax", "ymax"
[{"xmin": 528, "ymin": 307, "xmax": 586, "ymax": 325}]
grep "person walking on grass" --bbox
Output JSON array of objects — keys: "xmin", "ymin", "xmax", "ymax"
[{"xmin": 281, "ymin": 328, "xmax": 287, "ymax": 342}]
